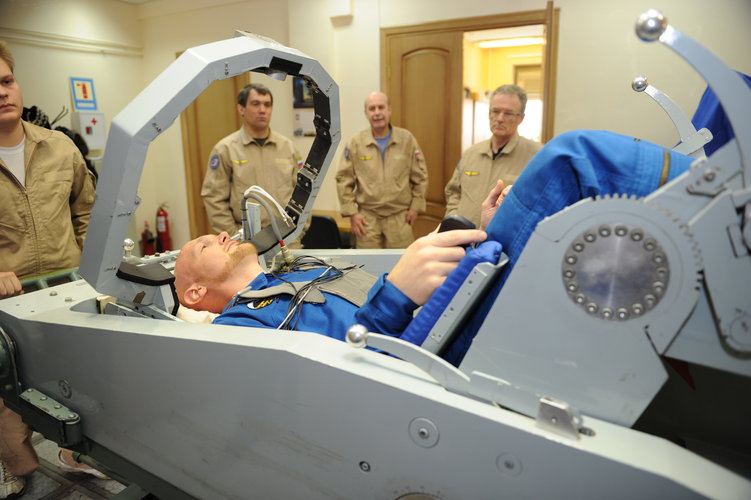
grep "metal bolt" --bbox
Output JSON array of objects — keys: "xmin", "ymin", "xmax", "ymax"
[
  {"xmin": 563, "ymin": 269, "xmax": 575, "ymax": 279},
  {"xmin": 572, "ymin": 242, "xmax": 585, "ymax": 252},
  {"xmin": 49, "ymin": 291, "xmax": 58, "ymax": 296},
  {"xmin": 359, "ymin": 461, "xmax": 371, "ymax": 472},
  {"xmin": 703, "ymin": 171, "xmax": 716, "ymax": 182},
  {"xmin": 602, "ymin": 308, "xmax": 614, "ymax": 320},
  {"xmin": 616, "ymin": 308, "xmax": 630, "ymax": 320},
  {"xmin": 615, "ymin": 226, "xmax": 628, "ymax": 237},
  {"xmin": 630, "ymin": 230, "xmax": 644, "ymax": 241},
  {"xmin": 575, "ymin": 294, "xmax": 587, "ymax": 304},
  {"xmin": 586, "ymin": 302, "xmax": 599, "ymax": 314},
  {"xmin": 598, "ymin": 226, "xmax": 611, "ymax": 237},
  {"xmin": 653, "ymin": 253, "xmax": 665, "ymax": 265},
  {"xmin": 584, "ymin": 232, "xmax": 596, "ymax": 243},
  {"xmin": 418, "ymin": 427, "xmax": 430, "ymax": 439},
  {"xmin": 567, "ymin": 282, "xmax": 579, "ymax": 292},
  {"xmin": 565, "ymin": 255, "xmax": 577, "ymax": 265},
  {"xmin": 632, "ymin": 303, "xmax": 644, "ymax": 316},
  {"xmin": 644, "ymin": 294, "xmax": 657, "ymax": 307},
  {"xmin": 644, "ymin": 239, "xmax": 656, "ymax": 251},
  {"xmin": 653, "ymin": 281, "xmax": 665, "ymax": 295},
  {"xmin": 655, "ymin": 267, "xmax": 668, "ymax": 279}
]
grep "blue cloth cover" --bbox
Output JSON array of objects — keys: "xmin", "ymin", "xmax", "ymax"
[{"xmin": 399, "ymin": 240, "xmax": 503, "ymax": 347}]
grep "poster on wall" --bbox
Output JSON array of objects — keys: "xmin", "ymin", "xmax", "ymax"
[{"xmin": 69, "ymin": 77, "xmax": 98, "ymax": 111}]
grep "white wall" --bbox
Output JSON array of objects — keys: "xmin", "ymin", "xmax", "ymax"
[{"xmin": 3, "ymin": 0, "xmax": 751, "ymax": 252}]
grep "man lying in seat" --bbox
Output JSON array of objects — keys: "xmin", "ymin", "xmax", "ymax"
[
  {"xmin": 174, "ymin": 228, "xmax": 487, "ymax": 341},
  {"xmin": 175, "ymin": 130, "xmax": 695, "ymax": 348}
]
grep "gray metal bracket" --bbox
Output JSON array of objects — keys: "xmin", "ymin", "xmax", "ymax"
[
  {"xmin": 421, "ymin": 256, "xmax": 508, "ymax": 355},
  {"xmin": 631, "ymin": 75, "xmax": 712, "ymax": 158},
  {"xmin": 0, "ymin": 328, "xmax": 82, "ymax": 447}
]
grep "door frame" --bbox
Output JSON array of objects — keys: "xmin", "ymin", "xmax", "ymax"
[{"xmin": 380, "ymin": 5, "xmax": 559, "ymax": 144}]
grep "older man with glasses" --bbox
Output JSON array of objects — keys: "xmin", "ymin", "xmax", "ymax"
[{"xmin": 444, "ymin": 84, "xmax": 542, "ymax": 227}]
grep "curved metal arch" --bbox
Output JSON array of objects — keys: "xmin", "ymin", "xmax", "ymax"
[{"xmin": 79, "ymin": 32, "xmax": 340, "ymax": 300}]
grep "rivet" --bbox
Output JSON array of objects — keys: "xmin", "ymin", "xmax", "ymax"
[
  {"xmin": 653, "ymin": 253, "xmax": 665, "ymax": 265},
  {"xmin": 572, "ymin": 242, "xmax": 585, "ymax": 252},
  {"xmin": 575, "ymin": 293, "xmax": 587, "ymax": 304},
  {"xmin": 563, "ymin": 269, "xmax": 575, "ymax": 279},
  {"xmin": 565, "ymin": 254, "xmax": 577, "ymax": 265},
  {"xmin": 586, "ymin": 302, "xmax": 599, "ymax": 314},
  {"xmin": 584, "ymin": 232, "xmax": 596, "ymax": 243},
  {"xmin": 598, "ymin": 226, "xmax": 611, "ymax": 237},
  {"xmin": 632, "ymin": 303, "xmax": 644, "ymax": 316},
  {"xmin": 644, "ymin": 294, "xmax": 657, "ymax": 307},
  {"xmin": 616, "ymin": 308, "xmax": 630, "ymax": 320},
  {"xmin": 644, "ymin": 239, "xmax": 656, "ymax": 251},
  {"xmin": 567, "ymin": 282, "xmax": 579, "ymax": 292},
  {"xmin": 614, "ymin": 226, "xmax": 628, "ymax": 237},
  {"xmin": 630, "ymin": 230, "xmax": 644, "ymax": 241},
  {"xmin": 602, "ymin": 307, "xmax": 614, "ymax": 319}
]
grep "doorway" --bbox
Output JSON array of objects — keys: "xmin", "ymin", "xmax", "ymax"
[{"xmin": 381, "ymin": 4, "xmax": 559, "ymax": 238}]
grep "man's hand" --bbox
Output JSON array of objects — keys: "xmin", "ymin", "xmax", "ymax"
[
  {"xmin": 0, "ymin": 271, "xmax": 22, "ymax": 299},
  {"xmin": 350, "ymin": 213, "xmax": 368, "ymax": 238},
  {"xmin": 480, "ymin": 180, "xmax": 512, "ymax": 230},
  {"xmin": 387, "ymin": 229, "xmax": 487, "ymax": 305},
  {"xmin": 405, "ymin": 210, "xmax": 418, "ymax": 226}
]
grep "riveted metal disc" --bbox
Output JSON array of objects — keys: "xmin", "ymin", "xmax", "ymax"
[{"xmin": 562, "ymin": 223, "xmax": 669, "ymax": 321}]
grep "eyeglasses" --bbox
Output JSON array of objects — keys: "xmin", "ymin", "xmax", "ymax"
[{"xmin": 490, "ymin": 109, "xmax": 522, "ymax": 119}]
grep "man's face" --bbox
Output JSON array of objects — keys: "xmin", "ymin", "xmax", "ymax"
[
  {"xmin": 179, "ymin": 232, "xmax": 258, "ymax": 286},
  {"xmin": 0, "ymin": 59, "xmax": 22, "ymax": 129},
  {"xmin": 364, "ymin": 92, "xmax": 391, "ymax": 134},
  {"xmin": 488, "ymin": 93, "xmax": 524, "ymax": 145},
  {"xmin": 238, "ymin": 89, "xmax": 273, "ymax": 134}
]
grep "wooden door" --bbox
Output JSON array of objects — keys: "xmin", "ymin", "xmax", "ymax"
[
  {"xmin": 382, "ymin": 6, "xmax": 558, "ymax": 237},
  {"xmin": 180, "ymin": 73, "xmax": 249, "ymax": 239},
  {"xmin": 384, "ymin": 32, "xmax": 463, "ymax": 238}
]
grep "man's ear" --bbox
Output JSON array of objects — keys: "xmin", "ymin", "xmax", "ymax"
[{"xmin": 183, "ymin": 283, "xmax": 207, "ymax": 308}]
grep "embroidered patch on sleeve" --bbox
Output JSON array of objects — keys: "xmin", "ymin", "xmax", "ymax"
[
  {"xmin": 209, "ymin": 154, "xmax": 220, "ymax": 170},
  {"xmin": 414, "ymin": 150, "xmax": 423, "ymax": 159},
  {"xmin": 247, "ymin": 297, "xmax": 276, "ymax": 310}
]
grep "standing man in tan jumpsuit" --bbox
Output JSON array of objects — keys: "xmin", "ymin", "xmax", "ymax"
[
  {"xmin": 201, "ymin": 83, "xmax": 302, "ymax": 237},
  {"xmin": 336, "ymin": 91, "xmax": 428, "ymax": 249},
  {"xmin": 444, "ymin": 84, "xmax": 542, "ymax": 227},
  {"xmin": 0, "ymin": 41, "xmax": 103, "ymax": 496}
]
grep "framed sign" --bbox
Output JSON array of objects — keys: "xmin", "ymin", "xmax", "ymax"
[{"xmin": 70, "ymin": 77, "xmax": 98, "ymax": 111}]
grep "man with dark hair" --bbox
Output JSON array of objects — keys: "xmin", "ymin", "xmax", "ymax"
[
  {"xmin": 0, "ymin": 40, "xmax": 102, "ymax": 497},
  {"xmin": 201, "ymin": 82, "xmax": 303, "ymax": 238},
  {"xmin": 444, "ymin": 84, "xmax": 542, "ymax": 227}
]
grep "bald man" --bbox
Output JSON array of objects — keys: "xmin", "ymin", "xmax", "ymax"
[
  {"xmin": 174, "ymin": 229, "xmax": 487, "ymax": 339},
  {"xmin": 336, "ymin": 91, "xmax": 428, "ymax": 249}
]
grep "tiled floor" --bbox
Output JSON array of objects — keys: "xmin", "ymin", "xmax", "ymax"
[{"xmin": 22, "ymin": 433, "xmax": 126, "ymax": 500}]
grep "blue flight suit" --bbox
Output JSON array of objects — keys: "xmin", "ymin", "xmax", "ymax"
[
  {"xmin": 442, "ymin": 130, "xmax": 696, "ymax": 365},
  {"xmin": 213, "ymin": 268, "xmax": 417, "ymax": 342}
]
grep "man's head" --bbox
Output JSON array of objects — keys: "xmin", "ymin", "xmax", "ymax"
[
  {"xmin": 174, "ymin": 232, "xmax": 264, "ymax": 313},
  {"xmin": 237, "ymin": 83, "xmax": 273, "ymax": 138},
  {"xmin": 488, "ymin": 84, "xmax": 527, "ymax": 149},
  {"xmin": 0, "ymin": 42, "xmax": 23, "ymax": 136},
  {"xmin": 364, "ymin": 91, "xmax": 392, "ymax": 138}
]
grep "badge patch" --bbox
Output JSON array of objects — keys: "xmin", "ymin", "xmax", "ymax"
[
  {"xmin": 414, "ymin": 150, "xmax": 423, "ymax": 159},
  {"xmin": 247, "ymin": 298, "xmax": 275, "ymax": 310},
  {"xmin": 209, "ymin": 154, "xmax": 220, "ymax": 170},
  {"xmin": 296, "ymin": 157, "xmax": 304, "ymax": 168}
]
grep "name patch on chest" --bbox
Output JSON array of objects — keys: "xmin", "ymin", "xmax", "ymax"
[{"xmin": 247, "ymin": 298, "xmax": 276, "ymax": 310}]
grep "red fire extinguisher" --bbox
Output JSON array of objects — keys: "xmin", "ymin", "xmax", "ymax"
[
  {"xmin": 156, "ymin": 203, "xmax": 173, "ymax": 252},
  {"xmin": 140, "ymin": 220, "xmax": 155, "ymax": 256}
]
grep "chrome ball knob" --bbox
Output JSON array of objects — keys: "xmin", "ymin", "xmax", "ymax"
[
  {"xmin": 123, "ymin": 238, "xmax": 135, "ymax": 253},
  {"xmin": 631, "ymin": 76, "xmax": 648, "ymax": 92},
  {"xmin": 346, "ymin": 324, "xmax": 369, "ymax": 348},
  {"xmin": 636, "ymin": 9, "xmax": 667, "ymax": 42}
]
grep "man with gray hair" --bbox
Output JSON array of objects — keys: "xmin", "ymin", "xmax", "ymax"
[{"xmin": 444, "ymin": 84, "xmax": 541, "ymax": 227}]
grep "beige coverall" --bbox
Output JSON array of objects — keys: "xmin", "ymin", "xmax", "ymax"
[
  {"xmin": 444, "ymin": 134, "xmax": 541, "ymax": 227},
  {"xmin": 336, "ymin": 126, "xmax": 428, "ymax": 249},
  {"xmin": 0, "ymin": 121, "xmax": 96, "ymax": 476},
  {"xmin": 201, "ymin": 127, "xmax": 302, "ymax": 239}
]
